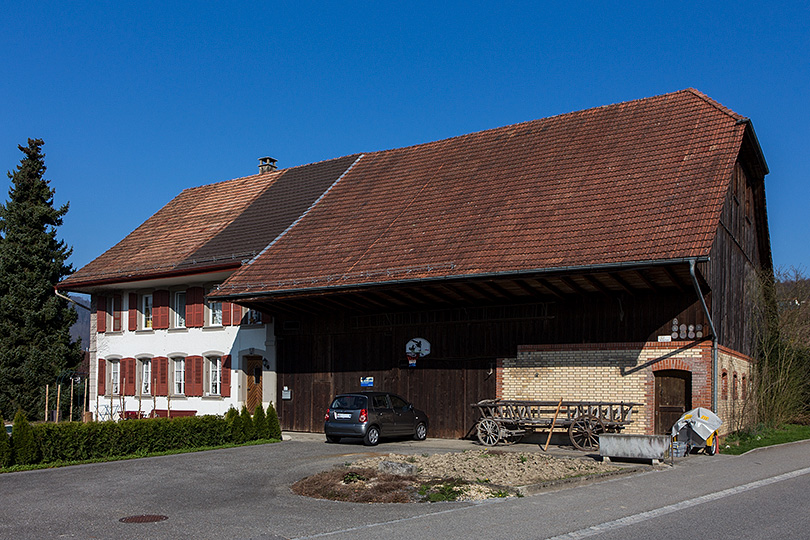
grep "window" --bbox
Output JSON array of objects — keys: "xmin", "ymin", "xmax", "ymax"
[
  {"xmin": 209, "ymin": 356, "xmax": 222, "ymax": 395},
  {"xmin": 732, "ymin": 372, "xmax": 739, "ymax": 400},
  {"xmin": 141, "ymin": 359, "xmax": 151, "ymax": 395},
  {"xmin": 174, "ymin": 292, "xmax": 186, "ymax": 328},
  {"xmin": 721, "ymin": 371, "xmax": 728, "ymax": 400},
  {"xmin": 246, "ymin": 309, "xmax": 262, "ymax": 325},
  {"xmin": 208, "ymin": 298, "xmax": 222, "ymax": 326},
  {"xmin": 142, "ymin": 294, "xmax": 153, "ymax": 329},
  {"xmin": 110, "ymin": 360, "xmax": 120, "ymax": 395},
  {"xmin": 173, "ymin": 358, "xmax": 185, "ymax": 395}
]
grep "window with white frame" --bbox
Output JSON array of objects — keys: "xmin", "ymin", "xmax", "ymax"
[
  {"xmin": 208, "ymin": 297, "xmax": 222, "ymax": 326},
  {"xmin": 208, "ymin": 356, "xmax": 222, "ymax": 395},
  {"xmin": 174, "ymin": 291, "xmax": 186, "ymax": 328},
  {"xmin": 141, "ymin": 359, "xmax": 151, "ymax": 395},
  {"xmin": 142, "ymin": 294, "xmax": 153, "ymax": 329},
  {"xmin": 110, "ymin": 360, "xmax": 120, "ymax": 395},
  {"xmin": 173, "ymin": 357, "xmax": 185, "ymax": 394}
]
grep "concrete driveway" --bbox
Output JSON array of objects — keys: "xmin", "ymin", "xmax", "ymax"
[{"xmin": 0, "ymin": 432, "xmax": 668, "ymax": 539}]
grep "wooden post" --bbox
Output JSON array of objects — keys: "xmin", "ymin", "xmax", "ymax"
[
  {"xmin": 543, "ymin": 398, "xmax": 564, "ymax": 452},
  {"xmin": 56, "ymin": 384, "xmax": 62, "ymax": 423},
  {"xmin": 70, "ymin": 378, "xmax": 74, "ymax": 422},
  {"xmin": 45, "ymin": 384, "xmax": 49, "ymax": 422},
  {"xmin": 120, "ymin": 378, "xmax": 126, "ymax": 420},
  {"xmin": 84, "ymin": 378, "xmax": 89, "ymax": 417}
]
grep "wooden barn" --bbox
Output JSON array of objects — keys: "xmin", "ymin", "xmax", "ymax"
[{"xmin": 209, "ymin": 88, "xmax": 772, "ymax": 438}]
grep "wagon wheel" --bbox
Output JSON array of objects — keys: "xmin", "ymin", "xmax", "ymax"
[
  {"xmin": 568, "ymin": 414, "xmax": 605, "ymax": 451},
  {"xmin": 476, "ymin": 418, "xmax": 502, "ymax": 446}
]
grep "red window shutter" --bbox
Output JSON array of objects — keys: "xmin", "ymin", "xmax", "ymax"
[
  {"xmin": 231, "ymin": 304, "xmax": 241, "ymax": 326},
  {"xmin": 184, "ymin": 356, "xmax": 204, "ymax": 396},
  {"xmin": 222, "ymin": 302, "xmax": 232, "ymax": 326},
  {"xmin": 96, "ymin": 296, "xmax": 107, "ymax": 333},
  {"xmin": 153, "ymin": 290, "xmax": 170, "ymax": 329},
  {"xmin": 112, "ymin": 295, "xmax": 122, "ymax": 332},
  {"xmin": 186, "ymin": 287, "xmax": 204, "ymax": 328},
  {"xmin": 153, "ymin": 357, "xmax": 168, "ymax": 396},
  {"xmin": 98, "ymin": 358, "xmax": 106, "ymax": 395},
  {"xmin": 221, "ymin": 355, "xmax": 232, "ymax": 397},
  {"xmin": 128, "ymin": 293, "xmax": 138, "ymax": 331},
  {"xmin": 123, "ymin": 358, "xmax": 136, "ymax": 395}
]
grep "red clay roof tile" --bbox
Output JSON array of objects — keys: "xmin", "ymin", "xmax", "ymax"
[{"xmin": 213, "ymin": 89, "xmax": 750, "ymax": 298}]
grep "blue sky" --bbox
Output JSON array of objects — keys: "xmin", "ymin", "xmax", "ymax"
[{"xmin": 2, "ymin": 2, "xmax": 808, "ymax": 273}]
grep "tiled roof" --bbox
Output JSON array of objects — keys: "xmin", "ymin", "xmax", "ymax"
[
  {"xmin": 60, "ymin": 154, "xmax": 360, "ymax": 289},
  {"xmin": 213, "ymin": 89, "xmax": 751, "ymax": 298}
]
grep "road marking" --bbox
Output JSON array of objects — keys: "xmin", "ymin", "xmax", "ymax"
[{"xmin": 544, "ymin": 466, "xmax": 810, "ymax": 540}]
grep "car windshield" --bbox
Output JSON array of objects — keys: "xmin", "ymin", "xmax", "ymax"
[{"xmin": 331, "ymin": 395, "xmax": 367, "ymax": 409}]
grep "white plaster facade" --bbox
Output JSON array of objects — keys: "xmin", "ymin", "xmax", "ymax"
[{"xmin": 89, "ymin": 289, "xmax": 276, "ymax": 420}]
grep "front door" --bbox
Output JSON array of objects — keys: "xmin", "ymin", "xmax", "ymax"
[
  {"xmin": 654, "ymin": 370, "xmax": 692, "ymax": 435},
  {"xmin": 246, "ymin": 356, "xmax": 263, "ymax": 412}
]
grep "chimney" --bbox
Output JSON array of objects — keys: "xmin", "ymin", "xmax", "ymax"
[{"xmin": 258, "ymin": 156, "xmax": 277, "ymax": 174}]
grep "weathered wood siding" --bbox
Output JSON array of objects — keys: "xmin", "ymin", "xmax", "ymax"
[{"xmin": 707, "ymin": 160, "xmax": 768, "ymax": 357}]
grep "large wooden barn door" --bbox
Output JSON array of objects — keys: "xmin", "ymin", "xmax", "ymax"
[{"xmin": 654, "ymin": 370, "xmax": 692, "ymax": 435}]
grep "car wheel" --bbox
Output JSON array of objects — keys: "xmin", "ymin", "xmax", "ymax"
[
  {"xmin": 414, "ymin": 422, "xmax": 427, "ymax": 441},
  {"xmin": 326, "ymin": 435, "xmax": 341, "ymax": 443},
  {"xmin": 363, "ymin": 426, "xmax": 380, "ymax": 446}
]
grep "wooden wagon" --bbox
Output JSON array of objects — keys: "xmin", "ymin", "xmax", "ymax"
[{"xmin": 471, "ymin": 399, "xmax": 641, "ymax": 450}]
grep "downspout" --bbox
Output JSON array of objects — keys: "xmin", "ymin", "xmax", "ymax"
[
  {"xmin": 688, "ymin": 259, "xmax": 718, "ymax": 412},
  {"xmin": 55, "ymin": 289, "xmax": 91, "ymax": 311}
]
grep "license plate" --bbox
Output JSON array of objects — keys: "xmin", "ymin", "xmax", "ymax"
[{"xmin": 335, "ymin": 412, "xmax": 352, "ymax": 419}]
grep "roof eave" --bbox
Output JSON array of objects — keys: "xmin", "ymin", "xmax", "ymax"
[{"xmin": 212, "ymin": 256, "xmax": 712, "ymax": 302}]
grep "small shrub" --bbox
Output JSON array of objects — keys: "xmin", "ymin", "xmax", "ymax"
[
  {"xmin": 11, "ymin": 410, "xmax": 38, "ymax": 465},
  {"xmin": 266, "ymin": 402, "xmax": 282, "ymax": 440},
  {"xmin": 254, "ymin": 404, "xmax": 270, "ymax": 439},
  {"xmin": 418, "ymin": 479, "xmax": 465, "ymax": 502}
]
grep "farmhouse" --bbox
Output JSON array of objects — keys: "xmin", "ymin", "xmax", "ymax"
[{"xmin": 59, "ymin": 89, "xmax": 770, "ymax": 438}]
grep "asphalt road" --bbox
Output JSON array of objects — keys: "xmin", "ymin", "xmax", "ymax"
[{"xmin": 1, "ymin": 434, "xmax": 808, "ymax": 540}]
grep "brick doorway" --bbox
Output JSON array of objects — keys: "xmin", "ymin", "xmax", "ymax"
[{"xmin": 654, "ymin": 369, "xmax": 692, "ymax": 435}]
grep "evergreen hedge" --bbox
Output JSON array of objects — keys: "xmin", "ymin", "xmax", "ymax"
[{"xmin": 0, "ymin": 413, "xmax": 275, "ymax": 469}]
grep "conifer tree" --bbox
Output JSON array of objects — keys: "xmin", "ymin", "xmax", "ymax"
[
  {"xmin": 253, "ymin": 403, "xmax": 269, "ymax": 439},
  {"xmin": 0, "ymin": 139, "xmax": 82, "ymax": 420},
  {"xmin": 240, "ymin": 404, "xmax": 255, "ymax": 441},
  {"xmin": 266, "ymin": 402, "xmax": 282, "ymax": 440},
  {"xmin": 11, "ymin": 409, "xmax": 37, "ymax": 465}
]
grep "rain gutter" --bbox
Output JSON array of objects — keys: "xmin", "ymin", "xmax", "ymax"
[{"xmin": 688, "ymin": 258, "xmax": 718, "ymax": 412}]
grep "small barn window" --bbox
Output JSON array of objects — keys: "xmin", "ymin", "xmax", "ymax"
[
  {"xmin": 732, "ymin": 372, "xmax": 739, "ymax": 400},
  {"xmin": 741, "ymin": 375, "xmax": 747, "ymax": 400},
  {"xmin": 721, "ymin": 371, "xmax": 728, "ymax": 400}
]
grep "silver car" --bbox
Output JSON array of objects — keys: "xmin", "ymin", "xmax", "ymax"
[{"xmin": 324, "ymin": 391, "xmax": 429, "ymax": 446}]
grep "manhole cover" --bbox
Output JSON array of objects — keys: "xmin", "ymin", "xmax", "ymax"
[{"xmin": 119, "ymin": 515, "xmax": 169, "ymax": 524}]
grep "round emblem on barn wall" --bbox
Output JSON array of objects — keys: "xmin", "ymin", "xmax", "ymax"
[{"xmin": 406, "ymin": 338, "xmax": 431, "ymax": 359}]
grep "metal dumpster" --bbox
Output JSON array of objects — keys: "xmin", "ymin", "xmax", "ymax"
[{"xmin": 671, "ymin": 407, "xmax": 723, "ymax": 455}]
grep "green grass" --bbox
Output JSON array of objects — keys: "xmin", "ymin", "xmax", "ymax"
[
  {"xmin": 0, "ymin": 437, "xmax": 281, "ymax": 474},
  {"xmin": 721, "ymin": 424, "xmax": 810, "ymax": 455}
]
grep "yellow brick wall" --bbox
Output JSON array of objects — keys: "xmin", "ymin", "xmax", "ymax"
[{"xmin": 502, "ymin": 342, "xmax": 716, "ymax": 435}]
